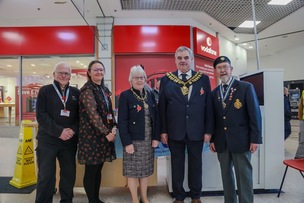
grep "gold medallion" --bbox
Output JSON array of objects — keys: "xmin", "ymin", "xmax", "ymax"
[
  {"xmin": 144, "ymin": 102, "xmax": 149, "ymax": 109},
  {"xmin": 181, "ymin": 86, "xmax": 189, "ymax": 95},
  {"xmin": 234, "ymin": 99, "xmax": 242, "ymax": 109}
]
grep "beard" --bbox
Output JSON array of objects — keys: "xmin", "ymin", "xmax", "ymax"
[{"xmin": 220, "ymin": 75, "xmax": 230, "ymax": 84}]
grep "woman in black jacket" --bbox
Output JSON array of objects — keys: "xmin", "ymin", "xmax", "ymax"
[{"xmin": 118, "ymin": 65, "xmax": 160, "ymax": 203}]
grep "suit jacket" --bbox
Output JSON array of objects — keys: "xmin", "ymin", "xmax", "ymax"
[
  {"xmin": 158, "ymin": 70, "xmax": 214, "ymax": 141},
  {"xmin": 211, "ymin": 79, "xmax": 262, "ymax": 153},
  {"xmin": 118, "ymin": 88, "xmax": 160, "ymax": 147}
]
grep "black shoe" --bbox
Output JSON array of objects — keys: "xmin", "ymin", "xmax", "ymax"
[
  {"xmin": 139, "ymin": 199, "xmax": 143, "ymax": 203},
  {"xmin": 97, "ymin": 200, "xmax": 105, "ymax": 203}
]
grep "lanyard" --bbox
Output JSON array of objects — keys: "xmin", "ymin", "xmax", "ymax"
[
  {"xmin": 101, "ymin": 87, "xmax": 109, "ymax": 110},
  {"xmin": 220, "ymin": 77, "xmax": 235, "ymax": 102},
  {"xmin": 52, "ymin": 83, "xmax": 70, "ymax": 109}
]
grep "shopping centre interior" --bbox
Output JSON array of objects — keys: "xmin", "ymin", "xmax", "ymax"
[{"xmin": 0, "ymin": 0, "xmax": 304, "ymax": 202}]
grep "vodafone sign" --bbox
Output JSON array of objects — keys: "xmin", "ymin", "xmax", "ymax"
[{"xmin": 193, "ymin": 27, "xmax": 219, "ymax": 60}]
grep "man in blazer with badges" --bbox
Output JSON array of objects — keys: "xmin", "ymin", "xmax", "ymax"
[
  {"xmin": 158, "ymin": 46, "xmax": 214, "ymax": 203},
  {"xmin": 210, "ymin": 56, "xmax": 262, "ymax": 203}
]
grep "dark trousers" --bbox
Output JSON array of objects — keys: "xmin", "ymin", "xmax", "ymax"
[
  {"xmin": 83, "ymin": 163, "xmax": 104, "ymax": 203},
  {"xmin": 168, "ymin": 138, "xmax": 203, "ymax": 200},
  {"xmin": 217, "ymin": 148, "xmax": 253, "ymax": 203},
  {"xmin": 35, "ymin": 142, "xmax": 77, "ymax": 203}
]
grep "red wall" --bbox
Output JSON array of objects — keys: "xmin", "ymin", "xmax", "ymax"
[
  {"xmin": 114, "ymin": 25, "xmax": 191, "ymax": 53},
  {"xmin": 0, "ymin": 26, "xmax": 95, "ymax": 55}
]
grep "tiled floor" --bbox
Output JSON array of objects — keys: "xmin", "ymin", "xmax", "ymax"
[{"xmin": 0, "ymin": 120, "xmax": 303, "ymax": 203}]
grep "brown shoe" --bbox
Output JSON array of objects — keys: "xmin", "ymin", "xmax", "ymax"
[
  {"xmin": 173, "ymin": 200, "xmax": 184, "ymax": 203},
  {"xmin": 191, "ymin": 199, "xmax": 202, "ymax": 203}
]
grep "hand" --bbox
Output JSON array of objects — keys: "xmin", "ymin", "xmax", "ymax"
[
  {"xmin": 161, "ymin": 133, "xmax": 168, "ymax": 145},
  {"xmin": 125, "ymin": 144, "xmax": 135, "ymax": 154},
  {"xmin": 59, "ymin": 128, "xmax": 74, "ymax": 141},
  {"xmin": 111, "ymin": 126, "xmax": 117, "ymax": 135},
  {"xmin": 152, "ymin": 140, "xmax": 159, "ymax": 148},
  {"xmin": 250, "ymin": 143, "xmax": 259, "ymax": 153},
  {"xmin": 204, "ymin": 133, "xmax": 211, "ymax": 143},
  {"xmin": 209, "ymin": 143, "xmax": 216, "ymax": 152},
  {"xmin": 106, "ymin": 132, "xmax": 115, "ymax": 142}
]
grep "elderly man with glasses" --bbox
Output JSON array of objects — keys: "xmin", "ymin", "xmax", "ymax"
[{"xmin": 35, "ymin": 62, "xmax": 80, "ymax": 203}]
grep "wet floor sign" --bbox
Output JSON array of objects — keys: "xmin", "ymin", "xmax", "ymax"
[{"xmin": 10, "ymin": 120, "xmax": 37, "ymax": 188}]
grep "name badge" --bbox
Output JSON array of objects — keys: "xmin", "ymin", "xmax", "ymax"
[
  {"xmin": 61, "ymin": 109, "xmax": 70, "ymax": 117},
  {"xmin": 107, "ymin": 114, "xmax": 113, "ymax": 120}
]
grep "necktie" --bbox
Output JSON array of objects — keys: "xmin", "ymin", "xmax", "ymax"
[
  {"xmin": 181, "ymin": 73, "xmax": 187, "ymax": 82},
  {"xmin": 223, "ymin": 84, "xmax": 228, "ymax": 95}
]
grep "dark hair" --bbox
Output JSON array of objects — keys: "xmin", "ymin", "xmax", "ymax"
[{"xmin": 87, "ymin": 60, "xmax": 105, "ymax": 87}]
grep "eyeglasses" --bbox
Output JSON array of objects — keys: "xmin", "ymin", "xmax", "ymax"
[
  {"xmin": 176, "ymin": 56, "xmax": 190, "ymax": 60},
  {"xmin": 92, "ymin": 68, "xmax": 104, "ymax": 72},
  {"xmin": 132, "ymin": 76, "xmax": 145, "ymax": 81},
  {"xmin": 216, "ymin": 65, "xmax": 230, "ymax": 71},
  {"xmin": 56, "ymin": 72, "xmax": 71, "ymax": 76}
]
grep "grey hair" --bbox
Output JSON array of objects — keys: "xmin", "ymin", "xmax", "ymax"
[
  {"xmin": 128, "ymin": 65, "xmax": 147, "ymax": 83},
  {"xmin": 53, "ymin": 62, "xmax": 71, "ymax": 73},
  {"xmin": 175, "ymin": 46, "xmax": 194, "ymax": 59}
]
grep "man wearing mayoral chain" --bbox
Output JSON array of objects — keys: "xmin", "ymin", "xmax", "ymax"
[{"xmin": 158, "ymin": 46, "xmax": 214, "ymax": 203}]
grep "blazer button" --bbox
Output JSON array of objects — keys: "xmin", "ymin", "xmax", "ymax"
[
  {"xmin": 223, "ymin": 116, "xmax": 226, "ymax": 119},
  {"xmin": 133, "ymin": 122, "xmax": 136, "ymax": 124},
  {"xmin": 224, "ymin": 127, "xmax": 227, "ymax": 130}
]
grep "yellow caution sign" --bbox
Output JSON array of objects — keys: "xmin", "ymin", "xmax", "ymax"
[{"xmin": 10, "ymin": 120, "xmax": 37, "ymax": 188}]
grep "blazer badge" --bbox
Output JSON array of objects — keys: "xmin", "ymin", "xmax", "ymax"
[{"xmin": 234, "ymin": 99, "xmax": 242, "ymax": 109}]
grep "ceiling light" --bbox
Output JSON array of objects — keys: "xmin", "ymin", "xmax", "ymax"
[
  {"xmin": 234, "ymin": 37, "xmax": 240, "ymax": 41},
  {"xmin": 243, "ymin": 43, "xmax": 248, "ymax": 46},
  {"xmin": 54, "ymin": 1, "xmax": 67, "ymax": 4},
  {"xmin": 238, "ymin": 21, "xmax": 261, "ymax": 28},
  {"xmin": 248, "ymin": 46, "xmax": 253, "ymax": 49},
  {"xmin": 268, "ymin": 0, "xmax": 293, "ymax": 5}
]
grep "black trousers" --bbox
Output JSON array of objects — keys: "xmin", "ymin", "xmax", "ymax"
[
  {"xmin": 35, "ymin": 142, "xmax": 77, "ymax": 203},
  {"xmin": 83, "ymin": 163, "xmax": 104, "ymax": 203},
  {"xmin": 168, "ymin": 138, "xmax": 203, "ymax": 201}
]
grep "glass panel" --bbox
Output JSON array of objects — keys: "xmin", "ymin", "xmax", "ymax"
[{"xmin": 0, "ymin": 56, "xmax": 94, "ymax": 127}]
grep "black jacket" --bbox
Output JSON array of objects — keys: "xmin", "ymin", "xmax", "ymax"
[
  {"xmin": 118, "ymin": 88, "xmax": 160, "ymax": 147},
  {"xmin": 36, "ymin": 80, "xmax": 79, "ymax": 147}
]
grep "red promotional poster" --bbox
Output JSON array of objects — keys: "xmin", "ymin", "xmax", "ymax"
[
  {"xmin": 15, "ymin": 83, "xmax": 42, "ymax": 124},
  {"xmin": 194, "ymin": 57, "xmax": 217, "ymax": 90},
  {"xmin": 115, "ymin": 55, "xmax": 176, "ymax": 107},
  {"xmin": 115, "ymin": 54, "xmax": 217, "ymax": 108}
]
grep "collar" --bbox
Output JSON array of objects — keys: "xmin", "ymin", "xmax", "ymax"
[
  {"xmin": 178, "ymin": 70, "xmax": 192, "ymax": 78},
  {"xmin": 53, "ymin": 80, "xmax": 69, "ymax": 92},
  {"xmin": 221, "ymin": 77, "xmax": 233, "ymax": 87},
  {"xmin": 131, "ymin": 87, "xmax": 145, "ymax": 96}
]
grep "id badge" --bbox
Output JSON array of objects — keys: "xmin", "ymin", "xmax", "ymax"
[
  {"xmin": 107, "ymin": 114, "xmax": 113, "ymax": 120},
  {"xmin": 61, "ymin": 109, "xmax": 70, "ymax": 117}
]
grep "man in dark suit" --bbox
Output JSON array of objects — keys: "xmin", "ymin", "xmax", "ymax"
[
  {"xmin": 210, "ymin": 56, "xmax": 262, "ymax": 203},
  {"xmin": 158, "ymin": 46, "xmax": 214, "ymax": 203}
]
